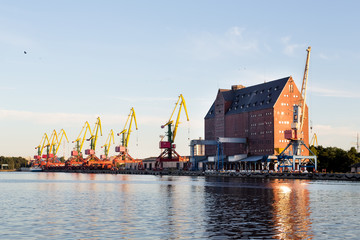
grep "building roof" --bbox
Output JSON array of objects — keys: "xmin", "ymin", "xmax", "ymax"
[{"xmin": 205, "ymin": 76, "xmax": 290, "ymax": 119}]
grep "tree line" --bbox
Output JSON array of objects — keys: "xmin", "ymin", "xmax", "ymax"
[
  {"xmin": 0, "ymin": 156, "xmax": 28, "ymax": 170},
  {"xmin": 310, "ymin": 146, "xmax": 360, "ymax": 173}
]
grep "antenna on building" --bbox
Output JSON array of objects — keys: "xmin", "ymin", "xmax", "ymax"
[{"xmin": 357, "ymin": 133, "xmax": 359, "ymax": 153}]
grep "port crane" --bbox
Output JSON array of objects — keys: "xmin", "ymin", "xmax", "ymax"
[
  {"xmin": 72, "ymin": 121, "xmax": 92, "ymax": 157},
  {"xmin": 113, "ymin": 108, "xmax": 141, "ymax": 169},
  {"xmin": 310, "ymin": 133, "xmax": 318, "ymax": 147},
  {"xmin": 156, "ymin": 94, "xmax": 189, "ymax": 169},
  {"xmin": 278, "ymin": 46, "xmax": 317, "ymax": 172},
  {"xmin": 83, "ymin": 117, "xmax": 108, "ymax": 169},
  {"xmin": 85, "ymin": 117, "xmax": 103, "ymax": 156},
  {"xmin": 43, "ymin": 130, "xmax": 57, "ymax": 160},
  {"xmin": 66, "ymin": 121, "xmax": 93, "ymax": 169},
  {"xmin": 101, "ymin": 129, "xmax": 115, "ymax": 159},
  {"xmin": 43, "ymin": 129, "xmax": 69, "ymax": 169},
  {"xmin": 34, "ymin": 133, "xmax": 50, "ymax": 168}
]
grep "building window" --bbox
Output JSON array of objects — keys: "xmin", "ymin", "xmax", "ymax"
[{"xmin": 289, "ymin": 84, "xmax": 294, "ymax": 93}]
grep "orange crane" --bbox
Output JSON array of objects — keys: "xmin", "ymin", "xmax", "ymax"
[
  {"xmin": 113, "ymin": 108, "xmax": 140, "ymax": 169},
  {"xmin": 278, "ymin": 46, "xmax": 317, "ymax": 172},
  {"xmin": 156, "ymin": 94, "xmax": 189, "ymax": 169}
]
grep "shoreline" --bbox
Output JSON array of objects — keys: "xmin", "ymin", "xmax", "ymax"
[{"xmin": 43, "ymin": 169, "xmax": 360, "ymax": 181}]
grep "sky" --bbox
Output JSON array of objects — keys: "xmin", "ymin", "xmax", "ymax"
[{"xmin": 1, "ymin": 0, "xmax": 360, "ymax": 159}]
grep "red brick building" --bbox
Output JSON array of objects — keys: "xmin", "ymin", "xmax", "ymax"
[{"xmin": 204, "ymin": 76, "xmax": 309, "ymax": 158}]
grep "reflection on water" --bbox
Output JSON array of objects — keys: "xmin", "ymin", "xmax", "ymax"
[
  {"xmin": 271, "ymin": 179, "xmax": 312, "ymax": 239},
  {"xmin": 1, "ymin": 172, "xmax": 360, "ymax": 239}
]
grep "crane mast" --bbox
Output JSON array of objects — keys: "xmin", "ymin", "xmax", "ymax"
[
  {"xmin": 117, "ymin": 107, "xmax": 138, "ymax": 148},
  {"xmin": 114, "ymin": 108, "xmax": 139, "ymax": 165},
  {"xmin": 101, "ymin": 129, "xmax": 115, "ymax": 159},
  {"xmin": 278, "ymin": 46, "xmax": 317, "ymax": 172},
  {"xmin": 156, "ymin": 94, "xmax": 190, "ymax": 169},
  {"xmin": 54, "ymin": 129, "xmax": 69, "ymax": 156},
  {"xmin": 86, "ymin": 117, "xmax": 103, "ymax": 155},
  {"xmin": 72, "ymin": 121, "xmax": 92, "ymax": 156},
  {"xmin": 35, "ymin": 133, "xmax": 50, "ymax": 160}
]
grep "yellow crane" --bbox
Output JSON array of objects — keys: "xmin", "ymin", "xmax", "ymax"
[
  {"xmin": 85, "ymin": 116, "xmax": 102, "ymax": 155},
  {"xmin": 157, "ymin": 94, "xmax": 189, "ymax": 164},
  {"xmin": 114, "ymin": 108, "xmax": 139, "ymax": 165},
  {"xmin": 117, "ymin": 108, "xmax": 138, "ymax": 151},
  {"xmin": 161, "ymin": 94, "xmax": 189, "ymax": 144},
  {"xmin": 310, "ymin": 133, "xmax": 318, "ymax": 147},
  {"xmin": 35, "ymin": 133, "xmax": 50, "ymax": 159},
  {"xmin": 279, "ymin": 46, "xmax": 317, "ymax": 172},
  {"xmin": 101, "ymin": 129, "xmax": 115, "ymax": 158},
  {"xmin": 72, "ymin": 121, "xmax": 92, "ymax": 156},
  {"xmin": 54, "ymin": 129, "xmax": 69, "ymax": 156},
  {"xmin": 44, "ymin": 129, "xmax": 58, "ymax": 158}
]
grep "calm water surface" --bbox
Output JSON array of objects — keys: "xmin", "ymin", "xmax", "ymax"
[{"xmin": 1, "ymin": 172, "xmax": 360, "ymax": 239}]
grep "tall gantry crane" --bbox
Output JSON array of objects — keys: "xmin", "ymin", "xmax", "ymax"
[
  {"xmin": 85, "ymin": 116, "xmax": 103, "ymax": 156},
  {"xmin": 156, "ymin": 94, "xmax": 189, "ymax": 169},
  {"xmin": 54, "ymin": 129, "xmax": 69, "ymax": 157},
  {"xmin": 42, "ymin": 129, "xmax": 69, "ymax": 169},
  {"xmin": 66, "ymin": 121, "xmax": 92, "ymax": 169},
  {"xmin": 113, "ymin": 108, "xmax": 140, "ymax": 169},
  {"xmin": 101, "ymin": 129, "xmax": 115, "ymax": 159},
  {"xmin": 278, "ymin": 46, "xmax": 317, "ymax": 172},
  {"xmin": 35, "ymin": 133, "xmax": 50, "ymax": 160},
  {"xmin": 72, "ymin": 121, "xmax": 92, "ymax": 157}
]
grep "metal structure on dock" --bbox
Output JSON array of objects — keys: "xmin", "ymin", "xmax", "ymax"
[
  {"xmin": 113, "ymin": 108, "xmax": 141, "ymax": 169},
  {"xmin": 190, "ymin": 137, "xmax": 247, "ymax": 171},
  {"xmin": 156, "ymin": 94, "xmax": 190, "ymax": 170},
  {"xmin": 278, "ymin": 46, "xmax": 317, "ymax": 172}
]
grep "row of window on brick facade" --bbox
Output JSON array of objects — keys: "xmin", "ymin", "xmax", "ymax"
[
  {"xmin": 250, "ymin": 130, "xmax": 273, "ymax": 135},
  {"xmin": 254, "ymin": 149, "xmax": 272, "ymax": 153},
  {"xmin": 284, "ymin": 94, "xmax": 299, "ymax": 98},
  {"xmin": 250, "ymin": 122, "xmax": 273, "ymax": 127}
]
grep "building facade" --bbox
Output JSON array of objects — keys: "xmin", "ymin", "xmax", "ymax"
[{"xmin": 204, "ymin": 76, "xmax": 309, "ymax": 159}]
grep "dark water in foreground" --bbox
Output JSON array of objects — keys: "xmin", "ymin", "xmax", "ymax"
[{"xmin": 1, "ymin": 172, "xmax": 360, "ymax": 239}]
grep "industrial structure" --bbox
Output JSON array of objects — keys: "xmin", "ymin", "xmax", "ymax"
[
  {"xmin": 203, "ymin": 47, "xmax": 315, "ymax": 172},
  {"xmin": 113, "ymin": 107, "xmax": 142, "ymax": 169},
  {"xmin": 30, "ymin": 48, "xmax": 318, "ymax": 173},
  {"xmin": 156, "ymin": 94, "xmax": 190, "ymax": 170},
  {"xmin": 277, "ymin": 47, "xmax": 317, "ymax": 171}
]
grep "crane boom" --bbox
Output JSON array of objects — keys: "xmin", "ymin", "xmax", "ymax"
[
  {"xmin": 47, "ymin": 129, "xmax": 58, "ymax": 155},
  {"xmin": 73, "ymin": 121, "xmax": 92, "ymax": 153},
  {"xmin": 157, "ymin": 94, "xmax": 190, "ymax": 167},
  {"xmin": 35, "ymin": 133, "xmax": 50, "ymax": 156},
  {"xmin": 118, "ymin": 108, "xmax": 138, "ymax": 148},
  {"xmin": 161, "ymin": 94, "xmax": 189, "ymax": 143},
  {"xmin": 87, "ymin": 117, "xmax": 102, "ymax": 150},
  {"xmin": 299, "ymin": 46, "xmax": 311, "ymax": 131},
  {"xmin": 102, "ymin": 129, "xmax": 115, "ymax": 157},
  {"xmin": 54, "ymin": 129, "xmax": 69, "ymax": 155}
]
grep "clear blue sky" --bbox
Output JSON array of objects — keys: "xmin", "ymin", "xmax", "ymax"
[{"xmin": 1, "ymin": 0, "xmax": 359, "ymax": 159}]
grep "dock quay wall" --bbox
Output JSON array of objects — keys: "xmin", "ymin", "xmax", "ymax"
[{"xmin": 45, "ymin": 169, "xmax": 360, "ymax": 181}]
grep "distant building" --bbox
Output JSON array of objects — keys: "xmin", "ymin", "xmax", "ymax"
[
  {"xmin": 204, "ymin": 76, "xmax": 309, "ymax": 165},
  {"xmin": 194, "ymin": 137, "xmax": 205, "ymax": 156}
]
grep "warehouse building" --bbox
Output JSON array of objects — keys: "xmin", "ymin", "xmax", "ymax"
[{"xmin": 203, "ymin": 76, "xmax": 309, "ymax": 170}]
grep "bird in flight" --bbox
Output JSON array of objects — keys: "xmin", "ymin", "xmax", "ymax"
[{"xmin": 24, "ymin": 51, "xmax": 27, "ymax": 54}]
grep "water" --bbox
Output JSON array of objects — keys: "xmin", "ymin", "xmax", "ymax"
[{"xmin": 1, "ymin": 172, "xmax": 360, "ymax": 239}]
